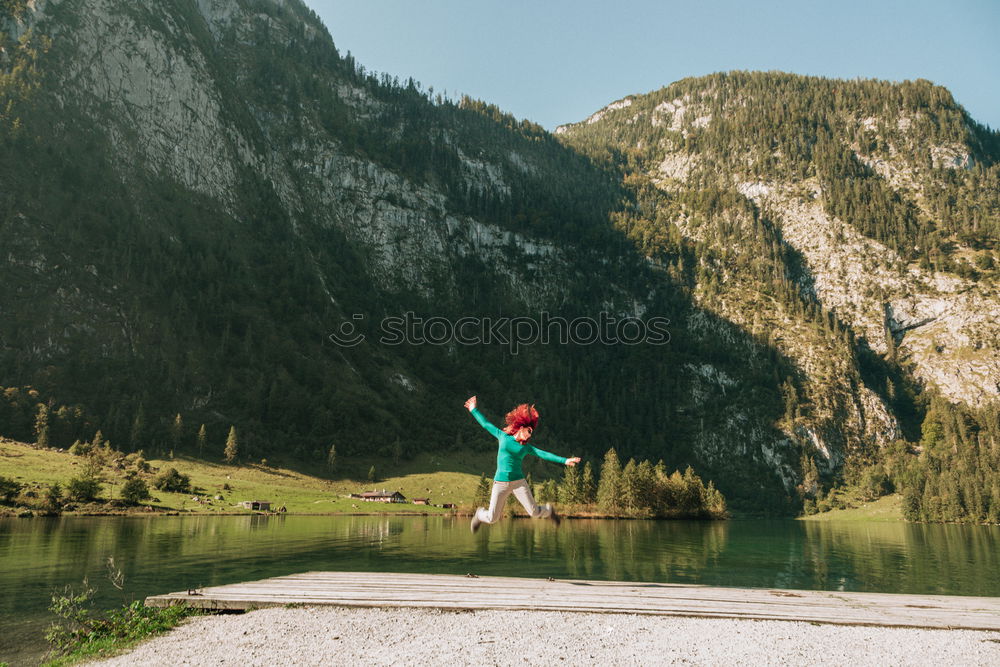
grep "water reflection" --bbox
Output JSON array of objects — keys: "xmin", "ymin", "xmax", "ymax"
[{"xmin": 1, "ymin": 516, "xmax": 999, "ymax": 665}]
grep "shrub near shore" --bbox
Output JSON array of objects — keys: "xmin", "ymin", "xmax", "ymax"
[{"xmin": 42, "ymin": 557, "xmax": 198, "ymax": 666}]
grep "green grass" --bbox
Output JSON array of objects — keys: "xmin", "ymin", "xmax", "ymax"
[
  {"xmin": 42, "ymin": 602, "xmax": 197, "ymax": 667},
  {"xmin": 0, "ymin": 438, "xmax": 498, "ymax": 515},
  {"xmin": 798, "ymin": 493, "xmax": 903, "ymax": 522}
]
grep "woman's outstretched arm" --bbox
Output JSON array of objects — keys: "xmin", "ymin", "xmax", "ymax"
[
  {"xmin": 525, "ymin": 445, "xmax": 581, "ymax": 467},
  {"xmin": 465, "ymin": 395, "xmax": 502, "ymax": 438}
]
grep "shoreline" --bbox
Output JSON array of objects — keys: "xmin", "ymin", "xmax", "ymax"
[
  {"xmin": 0, "ymin": 506, "xmax": 733, "ymax": 520},
  {"xmin": 0, "ymin": 509, "xmax": 727, "ymax": 520},
  {"xmin": 0, "ymin": 509, "xmax": 458, "ymax": 519},
  {"xmin": 4, "ymin": 506, "xmax": 924, "ymax": 521},
  {"xmin": 83, "ymin": 605, "xmax": 1000, "ymax": 666}
]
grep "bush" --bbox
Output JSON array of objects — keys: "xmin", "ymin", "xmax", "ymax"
[
  {"xmin": 859, "ymin": 467, "xmax": 892, "ymax": 501},
  {"xmin": 68, "ymin": 440, "xmax": 93, "ymax": 456},
  {"xmin": 120, "ymin": 477, "xmax": 150, "ymax": 505},
  {"xmin": 124, "ymin": 452, "xmax": 150, "ymax": 473},
  {"xmin": 0, "ymin": 475, "xmax": 22, "ymax": 504},
  {"xmin": 67, "ymin": 476, "xmax": 102, "ymax": 502},
  {"xmin": 47, "ymin": 582, "xmax": 196, "ymax": 661},
  {"xmin": 46, "ymin": 482, "xmax": 63, "ymax": 510},
  {"xmin": 152, "ymin": 468, "xmax": 191, "ymax": 493}
]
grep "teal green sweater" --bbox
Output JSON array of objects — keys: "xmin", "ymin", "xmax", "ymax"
[{"xmin": 470, "ymin": 407, "xmax": 567, "ymax": 481}]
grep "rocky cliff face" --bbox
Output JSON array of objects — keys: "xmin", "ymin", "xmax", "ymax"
[
  {"xmin": 748, "ymin": 186, "xmax": 1000, "ymax": 408},
  {"xmin": 30, "ymin": 0, "xmax": 561, "ymax": 299}
]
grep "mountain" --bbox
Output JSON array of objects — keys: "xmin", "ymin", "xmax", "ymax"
[
  {"xmin": 2, "ymin": 1, "xmax": 998, "ymax": 517},
  {"xmin": 557, "ymin": 72, "xmax": 1000, "ymax": 408},
  {"xmin": 556, "ymin": 72, "xmax": 1000, "ymax": 520}
]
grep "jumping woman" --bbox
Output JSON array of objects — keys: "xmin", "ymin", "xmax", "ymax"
[{"xmin": 464, "ymin": 395, "xmax": 581, "ymax": 533}]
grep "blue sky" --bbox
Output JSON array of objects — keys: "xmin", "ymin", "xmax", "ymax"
[{"xmin": 307, "ymin": 0, "xmax": 1000, "ymax": 131}]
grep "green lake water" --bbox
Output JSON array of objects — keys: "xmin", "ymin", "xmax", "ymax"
[{"xmin": 2, "ymin": 515, "xmax": 999, "ymax": 665}]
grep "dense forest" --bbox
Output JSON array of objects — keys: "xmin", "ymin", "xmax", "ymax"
[{"xmin": 898, "ymin": 397, "xmax": 1000, "ymax": 523}]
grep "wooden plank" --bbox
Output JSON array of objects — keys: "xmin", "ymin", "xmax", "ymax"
[
  {"xmin": 167, "ymin": 586, "xmax": 988, "ymax": 615},
  {"xmin": 145, "ymin": 572, "xmax": 1000, "ymax": 631}
]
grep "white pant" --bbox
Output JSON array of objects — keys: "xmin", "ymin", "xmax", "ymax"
[{"xmin": 476, "ymin": 479, "xmax": 552, "ymax": 524}]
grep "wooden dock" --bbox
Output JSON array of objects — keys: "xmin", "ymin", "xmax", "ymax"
[{"xmin": 146, "ymin": 572, "xmax": 1000, "ymax": 631}]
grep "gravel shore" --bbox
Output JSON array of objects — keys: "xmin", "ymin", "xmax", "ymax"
[{"xmin": 86, "ymin": 606, "xmax": 1000, "ymax": 666}]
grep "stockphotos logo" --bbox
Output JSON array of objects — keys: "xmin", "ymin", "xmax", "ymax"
[{"xmin": 328, "ymin": 311, "xmax": 670, "ymax": 354}]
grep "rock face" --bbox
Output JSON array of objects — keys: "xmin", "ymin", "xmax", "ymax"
[
  {"xmin": 34, "ymin": 0, "xmax": 559, "ymax": 299},
  {"xmin": 749, "ymin": 189, "xmax": 1000, "ymax": 408}
]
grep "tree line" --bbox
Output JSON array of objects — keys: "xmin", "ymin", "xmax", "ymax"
[{"xmin": 473, "ymin": 448, "xmax": 727, "ymax": 520}]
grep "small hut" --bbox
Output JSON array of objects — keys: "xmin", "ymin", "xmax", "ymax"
[
  {"xmin": 357, "ymin": 489, "xmax": 406, "ymax": 503},
  {"xmin": 239, "ymin": 500, "xmax": 271, "ymax": 511}
]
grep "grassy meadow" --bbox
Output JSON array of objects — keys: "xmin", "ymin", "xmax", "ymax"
[
  {"xmin": 0, "ymin": 437, "xmax": 500, "ymax": 515},
  {"xmin": 798, "ymin": 493, "xmax": 903, "ymax": 522}
]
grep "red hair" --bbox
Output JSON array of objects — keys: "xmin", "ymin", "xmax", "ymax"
[{"xmin": 502, "ymin": 403, "xmax": 539, "ymax": 434}]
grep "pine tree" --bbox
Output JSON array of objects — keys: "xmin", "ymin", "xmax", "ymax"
[
  {"xmin": 170, "ymin": 414, "xmax": 184, "ymax": 453},
  {"xmin": 988, "ymin": 483, "xmax": 1000, "ymax": 524},
  {"xmin": 224, "ymin": 426, "xmax": 238, "ymax": 464},
  {"xmin": 326, "ymin": 443, "xmax": 337, "ymax": 472},
  {"xmin": 473, "ymin": 473, "xmax": 491, "ymax": 507},
  {"xmin": 367, "ymin": 465, "xmax": 376, "ymax": 483},
  {"xmin": 636, "ymin": 460, "xmax": 656, "ymax": 514},
  {"xmin": 580, "ymin": 461, "xmax": 596, "ymax": 503},
  {"xmin": 621, "ymin": 459, "xmax": 640, "ymax": 514},
  {"xmin": 704, "ymin": 481, "xmax": 727, "ymax": 518},
  {"xmin": 34, "ymin": 403, "xmax": 50, "ymax": 448},
  {"xmin": 597, "ymin": 448, "xmax": 623, "ymax": 514},
  {"xmin": 197, "ymin": 424, "xmax": 207, "ymax": 458},
  {"xmin": 920, "ymin": 408, "xmax": 945, "ymax": 457},
  {"xmin": 540, "ymin": 478, "xmax": 559, "ymax": 503},
  {"xmin": 129, "ymin": 404, "xmax": 146, "ymax": 452},
  {"xmin": 653, "ymin": 460, "xmax": 669, "ymax": 513},
  {"xmin": 680, "ymin": 466, "xmax": 703, "ymax": 513},
  {"xmin": 558, "ymin": 462, "xmax": 581, "ymax": 504}
]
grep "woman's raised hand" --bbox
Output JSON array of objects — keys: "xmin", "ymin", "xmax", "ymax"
[
  {"xmin": 565, "ymin": 457, "xmax": 581, "ymax": 467},
  {"xmin": 464, "ymin": 396, "xmax": 477, "ymax": 411}
]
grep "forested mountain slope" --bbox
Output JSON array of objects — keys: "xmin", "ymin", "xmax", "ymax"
[{"xmin": 557, "ymin": 72, "xmax": 1000, "ymax": 521}]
